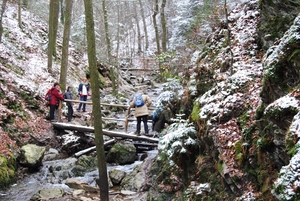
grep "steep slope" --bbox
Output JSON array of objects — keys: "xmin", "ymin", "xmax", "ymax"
[{"xmin": 149, "ymin": 0, "xmax": 300, "ymax": 200}]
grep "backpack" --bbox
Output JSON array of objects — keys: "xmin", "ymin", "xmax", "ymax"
[
  {"xmin": 153, "ymin": 108, "xmax": 162, "ymax": 121},
  {"xmin": 134, "ymin": 94, "xmax": 145, "ymax": 107},
  {"xmin": 44, "ymin": 88, "xmax": 52, "ymax": 101}
]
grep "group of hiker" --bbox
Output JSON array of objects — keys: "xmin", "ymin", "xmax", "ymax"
[
  {"xmin": 45, "ymin": 77, "xmax": 90, "ymax": 122},
  {"xmin": 45, "ymin": 77, "xmax": 173, "ymax": 135},
  {"xmin": 126, "ymin": 92, "xmax": 173, "ymax": 135}
]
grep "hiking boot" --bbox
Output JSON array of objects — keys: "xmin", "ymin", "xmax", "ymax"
[{"xmin": 134, "ymin": 131, "xmax": 140, "ymax": 136}]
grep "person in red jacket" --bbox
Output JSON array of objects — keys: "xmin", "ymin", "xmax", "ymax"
[{"xmin": 48, "ymin": 82, "xmax": 65, "ymax": 121}]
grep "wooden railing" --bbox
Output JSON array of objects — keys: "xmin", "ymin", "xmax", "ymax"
[{"xmin": 59, "ymin": 99, "xmax": 156, "ymax": 132}]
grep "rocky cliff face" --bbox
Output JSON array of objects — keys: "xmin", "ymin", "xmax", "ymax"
[
  {"xmin": 257, "ymin": 0, "xmax": 300, "ymax": 50},
  {"xmin": 149, "ymin": 0, "xmax": 300, "ymax": 200}
]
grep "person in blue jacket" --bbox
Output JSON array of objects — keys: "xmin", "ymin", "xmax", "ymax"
[{"xmin": 64, "ymin": 86, "xmax": 74, "ymax": 122}]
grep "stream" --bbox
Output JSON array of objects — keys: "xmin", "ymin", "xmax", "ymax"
[
  {"xmin": 0, "ymin": 150, "xmax": 158, "ymax": 201},
  {"xmin": 1, "ymin": 80, "xmax": 164, "ymax": 201}
]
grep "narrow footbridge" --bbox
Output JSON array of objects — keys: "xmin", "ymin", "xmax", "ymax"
[
  {"xmin": 52, "ymin": 122, "xmax": 158, "ymax": 143},
  {"xmin": 57, "ymin": 100, "xmax": 157, "ymax": 135},
  {"xmin": 52, "ymin": 122, "xmax": 159, "ymax": 157}
]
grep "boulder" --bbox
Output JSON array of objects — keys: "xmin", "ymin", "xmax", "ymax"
[
  {"xmin": 30, "ymin": 188, "xmax": 65, "ymax": 200},
  {"xmin": 65, "ymin": 178, "xmax": 98, "ymax": 193},
  {"xmin": 120, "ymin": 158, "xmax": 153, "ymax": 192},
  {"xmin": 18, "ymin": 144, "xmax": 46, "ymax": 169},
  {"xmin": 106, "ymin": 142, "xmax": 136, "ymax": 165},
  {"xmin": 71, "ymin": 155, "xmax": 97, "ymax": 176},
  {"xmin": 43, "ymin": 148, "xmax": 61, "ymax": 161},
  {"xmin": 109, "ymin": 169, "xmax": 126, "ymax": 185}
]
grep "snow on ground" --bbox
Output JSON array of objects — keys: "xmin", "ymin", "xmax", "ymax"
[{"xmin": 0, "ymin": 2, "xmax": 87, "ymax": 97}]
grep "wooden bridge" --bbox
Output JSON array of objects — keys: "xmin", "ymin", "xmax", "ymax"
[
  {"xmin": 54, "ymin": 99, "xmax": 158, "ymax": 156},
  {"xmin": 52, "ymin": 122, "xmax": 158, "ymax": 143},
  {"xmin": 61, "ymin": 99, "xmax": 156, "ymax": 126},
  {"xmin": 52, "ymin": 122, "xmax": 159, "ymax": 157}
]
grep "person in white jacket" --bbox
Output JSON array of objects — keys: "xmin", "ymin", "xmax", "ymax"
[{"xmin": 77, "ymin": 77, "xmax": 90, "ymax": 112}]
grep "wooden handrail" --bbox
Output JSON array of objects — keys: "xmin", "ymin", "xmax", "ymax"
[
  {"xmin": 60, "ymin": 99, "xmax": 156, "ymax": 132},
  {"xmin": 63, "ymin": 99, "xmax": 157, "ymax": 110}
]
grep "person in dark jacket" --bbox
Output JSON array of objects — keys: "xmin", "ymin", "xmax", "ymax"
[
  {"xmin": 49, "ymin": 82, "xmax": 65, "ymax": 121},
  {"xmin": 77, "ymin": 77, "xmax": 90, "ymax": 112},
  {"xmin": 153, "ymin": 107, "xmax": 173, "ymax": 133},
  {"xmin": 64, "ymin": 86, "xmax": 74, "ymax": 122},
  {"xmin": 128, "ymin": 92, "xmax": 152, "ymax": 136}
]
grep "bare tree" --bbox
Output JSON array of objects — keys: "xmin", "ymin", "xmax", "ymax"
[
  {"xmin": 115, "ymin": 1, "xmax": 121, "ymax": 58},
  {"xmin": 224, "ymin": 0, "xmax": 233, "ymax": 75},
  {"xmin": 102, "ymin": 0, "xmax": 112, "ymax": 61},
  {"xmin": 52, "ymin": 0, "xmax": 59, "ymax": 58},
  {"xmin": 0, "ymin": 0, "xmax": 8, "ymax": 43},
  {"xmin": 59, "ymin": 0, "xmax": 73, "ymax": 92},
  {"xmin": 22, "ymin": 0, "xmax": 28, "ymax": 9},
  {"xmin": 139, "ymin": 0, "xmax": 149, "ymax": 50},
  {"xmin": 160, "ymin": 0, "xmax": 167, "ymax": 52},
  {"xmin": 47, "ymin": 0, "xmax": 59, "ymax": 74},
  {"xmin": 60, "ymin": 0, "xmax": 64, "ymax": 23},
  {"xmin": 153, "ymin": 0, "xmax": 160, "ymax": 55},
  {"xmin": 102, "ymin": 0, "xmax": 118, "ymax": 95},
  {"xmin": 133, "ymin": 3, "xmax": 141, "ymax": 53},
  {"xmin": 83, "ymin": 1, "xmax": 109, "ymax": 200},
  {"xmin": 18, "ymin": 0, "xmax": 21, "ymax": 28}
]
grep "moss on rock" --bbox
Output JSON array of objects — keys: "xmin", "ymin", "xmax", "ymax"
[{"xmin": 0, "ymin": 154, "xmax": 17, "ymax": 189}]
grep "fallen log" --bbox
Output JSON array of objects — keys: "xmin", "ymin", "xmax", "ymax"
[
  {"xmin": 52, "ymin": 122, "xmax": 159, "ymax": 143},
  {"xmin": 74, "ymin": 139, "xmax": 116, "ymax": 157}
]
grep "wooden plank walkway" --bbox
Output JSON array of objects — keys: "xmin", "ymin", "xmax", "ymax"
[{"xmin": 52, "ymin": 122, "xmax": 159, "ymax": 143}]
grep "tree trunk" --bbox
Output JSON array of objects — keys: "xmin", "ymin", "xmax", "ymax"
[
  {"xmin": 22, "ymin": 0, "xmax": 28, "ymax": 9},
  {"xmin": 52, "ymin": 0, "xmax": 59, "ymax": 58},
  {"xmin": 224, "ymin": 0, "xmax": 233, "ymax": 75},
  {"xmin": 116, "ymin": 2, "xmax": 120, "ymax": 59},
  {"xmin": 60, "ymin": 0, "xmax": 64, "ymax": 23},
  {"xmin": 47, "ymin": 0, "xmax": 59, "ymax": 74},
  {"xmin": 153, "ymin": 0, "xmax": 160, "ymax": 55},
  {"xmin": 59, "ymin": 0, "xmax": 73, "ymax": 93},
  {"xmin": 133, "ymin": 3, "xmax": 141, "ymax": 53},
  {"xmin": 0, "ymin": 0, "xmax": 8, "ymax": 43},
  {"xmin": 116, "ymin": 2, "xmax": 120, "ymax": 91},
  {"xmin": 160, "ymin": 0, "xmax": 167, "ymax": 52},
  {"xmin": 83, "ymin": 0, "xmax": 109, "ymax": 200},
  {"xmin": 139, "ymin": 0, "xmax": 149, "ymax": 50},
  {"xmin": 102, "ymin": 0, "xmax": 111, "ymax": 60},
  {"xmin": 18, "ymin": 0, "xmax": 22, "ymax": 28},
  {"xmin": 102, "ymin": 0, "xmax": 117, "ymax": 95}
]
